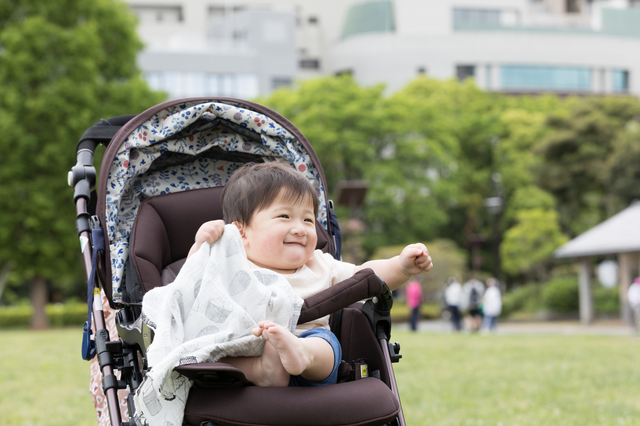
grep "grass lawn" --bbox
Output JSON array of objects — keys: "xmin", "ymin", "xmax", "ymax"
[
  {"xmin": 393, "ymin": 330, "xmax": 640, "ymax": 425},
  {"xmin": 0, "ymin": 328, "xmax": 97, "ymax": 426},
  {"xmin": 1, "ymin": 327, "xmax": 639, "ymax": 425}
]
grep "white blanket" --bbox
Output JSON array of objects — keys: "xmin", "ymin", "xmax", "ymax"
[{"xmin": 133, "ymin": 225, "xmax": 303, "ymax": 426}]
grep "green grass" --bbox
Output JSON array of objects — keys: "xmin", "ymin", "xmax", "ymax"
[
  {"xmin": 2, "ymin": 328, "xmax": 640, "ymax": 425},
  {"xmin": 0, "ymin": 328, "xmax": 96, "ymax": 426},
  {"xmin": 393, "ymin": 331, "xmax": 640, "ymax": 425}
]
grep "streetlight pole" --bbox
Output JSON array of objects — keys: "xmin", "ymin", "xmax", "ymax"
[
  {"xmin": 484, "ymin": 172, "xmax": 503, "ymax": 282},
  {"xmin": 336, "ymin": 181, "xmax": 369, "ymax": 264}
]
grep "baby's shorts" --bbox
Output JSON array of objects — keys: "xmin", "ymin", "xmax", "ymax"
[{"xmin": 288, "ymin": 328, "xmax": 342, "ymax": 387}]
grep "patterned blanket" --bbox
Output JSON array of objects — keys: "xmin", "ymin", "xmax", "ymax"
[{"xmin": 133, "ymin": 225, "xmax": 303, "ymax": 425}]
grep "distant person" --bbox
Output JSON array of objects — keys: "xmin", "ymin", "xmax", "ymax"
[
  {"xmin": 444, "ymin": 276, "xmax": 463, "ymax": 331},
  {"xmin": 462, "ymin": 276, "xmax": 485, "ymax": 332},
  {"xmin": 627, "ymin": 277, "xmax": 640, "ymax": 333},
  {"xmin": 481, "ymin": 278, "xmax": 502, "ymax": 332},
  {"xmin": 406, "ymin": 279, "xmax": 424, "ymax": 332}
]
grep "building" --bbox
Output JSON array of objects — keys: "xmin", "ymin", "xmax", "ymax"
[{"xmin": 126, "ymin": 0, "xmax": 640, "ymax": 98}]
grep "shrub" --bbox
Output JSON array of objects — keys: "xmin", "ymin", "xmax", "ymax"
[
  {"xmin": 501, "ymin": 284, "xmax": 543, "ymax": 318},
  {"xmin": 594, "ymin": 285, "xmax": 620, "ymax": 315},
  {"xmin": 46, "ymin": 303, "xmax": 88, "ymax": 327},
  {"xmin": 0, "ymin": 303, "xmax": 88, "ymax": 328},
  {"xmin": 0, "ymin": 305, "xmax": 32, "ymax": 328},
  {"xmin": 542, "ymin": 276, "xmax": 579, "ymax": 313}
]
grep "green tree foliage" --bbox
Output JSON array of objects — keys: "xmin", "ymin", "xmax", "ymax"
[
  {"xmin": 0, "ymin": 0, "xmax": 165, "ymax": 303},
  {"xmin": 606, "ymin": 118, "xmax": 640, "ymax": 202},
  {"xmin": 535, "ymin": 96, "xmax": 640, "ymax": 236},
  {"xmin": 501, "ymin": 208, "xmax": 568, "ymax": 280}
]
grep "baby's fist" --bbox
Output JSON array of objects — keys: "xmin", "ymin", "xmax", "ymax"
[
  {"xmin": 400, "ymin": 243, "xmax": 433, "ymax": 276},
  {"xmin": 195, "ymin": 220, "xmax": 225, "ymax": 245}
]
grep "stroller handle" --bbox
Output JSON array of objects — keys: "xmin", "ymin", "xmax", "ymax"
[{"xmin": 70, "ymin": 115, "xmax": 136, "ymax": 235}]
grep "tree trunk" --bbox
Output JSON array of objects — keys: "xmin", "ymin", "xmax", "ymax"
[
  {"xmin": 31, "ymin": 275, "xmax": 49, "ymax": 330},
  {"xmin": 0, "ymin": 261, "xmax": 12, "ymax": 304}
]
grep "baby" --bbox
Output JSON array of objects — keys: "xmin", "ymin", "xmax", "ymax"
[{"xmin": 187, "ymin": 161, "xmax": 433, "ymax": 387}]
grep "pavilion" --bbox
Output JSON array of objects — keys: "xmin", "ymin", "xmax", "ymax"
[{"xmin": 554, "ymin": 201, "xmax": 640, "ymax": 324}]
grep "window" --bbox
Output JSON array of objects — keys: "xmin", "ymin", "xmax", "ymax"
[
  {"xmin": 145, "ymin": 72, "xmax": 259, "ymax": 99},
  {"xmin": 453, "ymin": 8, "xmax": 500, "ymax": 26},
  {"xmin": 299, "ymin": 59, "xmax": 321, "ymax": 70},
  {"xmin": 131, "ymin": 6, "xmax": 182, "ymax": 23},
  {"xmin": 341, "ymin": 0, "xmax": 395, "ymax": 39},
  {"xmin": 308, "ymin": 16, "xmax": 318, "ymax": 24},
  {"xmin": 612, "ymin": 70, "xmax": 629, "ymax": 93},
  {"xmin": 272, "ymin": 77, "xmax": 293, "ymax": 90},
  {"xmin": 417, "ymin": 66, "xmax": 427, "ymax": 75},
  {"xmin": 456, "ymin": 65, "xmax": 475, "ymax": 81},
  {"xmin": 501, "ymin": 65, "xmax": 592, "ymax": 91},
  {"xmin": 566, "ymin": 0, "xmax": 580, "ymax": 13}
]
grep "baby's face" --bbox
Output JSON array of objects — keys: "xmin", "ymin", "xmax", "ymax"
[{"xmin": 238, "ymin": 192, "xmax": 317, "ymax": 274}]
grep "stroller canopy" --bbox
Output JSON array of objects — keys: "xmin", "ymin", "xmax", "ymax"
[{"xmin": 97, "ymin": 99, "xmax": 330, "ymax": 305}]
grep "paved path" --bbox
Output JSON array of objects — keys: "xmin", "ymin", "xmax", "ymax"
[{"xmin": 394, "ymin": 319, "xmax": 635, "ymax": 336}]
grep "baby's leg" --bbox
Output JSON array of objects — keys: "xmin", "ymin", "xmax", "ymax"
[{"xmin": 255, "ymin": 321, "xmax": 335, "ymax": 382}]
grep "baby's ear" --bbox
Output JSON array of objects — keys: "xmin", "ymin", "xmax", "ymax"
[{"xmin": 233, "ymin": 221, "xmax": 245, "ymax": 237}]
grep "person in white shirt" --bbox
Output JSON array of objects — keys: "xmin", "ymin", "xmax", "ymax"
[
  {"xmin": 444, "ymin": 276, "xmax": 463, "ymax": 331},
  {"xmin": 627, "ymin": 277, "xmax": 640, "ymax": 333},
  {"xmin": 481, "ymin": 277, "xmax": 502, "ymax": 332}
]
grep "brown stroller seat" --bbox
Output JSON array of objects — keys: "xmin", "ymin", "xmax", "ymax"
[{"xmin": 125, "ymin": 187, "xmax": 403, "ymax": 426}]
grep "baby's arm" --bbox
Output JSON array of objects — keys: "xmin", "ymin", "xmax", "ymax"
[
  {"xmin": 355, "ymin": 243, "xmax": 433, "ymax": 291},
  {"xmin": 187, "ymin": 220, "xmax": 225, "ymax": 259}
]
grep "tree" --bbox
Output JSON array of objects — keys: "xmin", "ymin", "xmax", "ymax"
[
  {"xmin": 535, "ymin": 96, "xmax": 640, "ymax": 236},
  {"xmin": 500, "ymin": 208, "xmax": 568, "ymax": 281},
  {"xmin": 606, "ymin": 117, "xmax": 640, "ymax": 204},
  {"xmin": 0, "ymin": 0, "xmax": 165, "ymax": 324}
]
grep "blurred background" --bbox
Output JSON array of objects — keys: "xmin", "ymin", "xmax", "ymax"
[{"xmin": 1, "ymin": 0, "xmax": 640, "ymax": 329}]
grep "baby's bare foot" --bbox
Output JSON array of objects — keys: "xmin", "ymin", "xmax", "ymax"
[
  {"xmin": 258, "ymin": 321, "xmax": 309, "ymax": 377},
  {"xmin": 256, "ymin": 342, "xmax": 290, "ymax": 387}
]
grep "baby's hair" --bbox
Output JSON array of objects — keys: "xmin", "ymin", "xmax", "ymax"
[{"xmin": 222, "ymin": 161, "xmax": 319, "ymax": 226}]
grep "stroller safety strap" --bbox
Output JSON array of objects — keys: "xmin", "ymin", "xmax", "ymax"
[{"xmin": 81, "ymin": 224, "xmax": 104, "ymax": 361}]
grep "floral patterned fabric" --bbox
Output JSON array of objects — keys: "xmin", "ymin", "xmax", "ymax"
[{"xmin": 105, "ymin": 100, "xmax": 327, "ymax": 304}]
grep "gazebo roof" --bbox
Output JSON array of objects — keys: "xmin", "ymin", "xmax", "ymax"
[{"xmin": 555, "ymin": 201, "xmax": 640, "ymax": 258}]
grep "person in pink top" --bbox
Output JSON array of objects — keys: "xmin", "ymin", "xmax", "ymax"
[{"xmin": 406, "ymin": 280, "xmax": 424, "ymax": 331}]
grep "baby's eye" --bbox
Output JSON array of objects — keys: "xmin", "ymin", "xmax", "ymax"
[
  {"xmin": 278, "ymin": 214, "xmax": 290, "ymax": 219},
  {"xmin": 304, "ymin": 218, "xmax": 315, "ymax": 224}
]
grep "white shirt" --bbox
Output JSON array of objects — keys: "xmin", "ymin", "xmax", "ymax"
[
  {"xmin": 444, "ymin": 282, "xmax": 462, "ymax": 306},
  {"xmin": 250, "ymin": 250, "xmax": 355, "ymax": 334},
  {"xmin": 482, "ymin": 286, "xmax": 502, "ymax": 317},
  {"xmin": 628, "ymin": 283, "xmax": 640, "ymax": 308}
]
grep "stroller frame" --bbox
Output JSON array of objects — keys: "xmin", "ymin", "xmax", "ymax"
[{"xmin": 70, "ymin": 98, "xmax": 406, "ymax": 426}]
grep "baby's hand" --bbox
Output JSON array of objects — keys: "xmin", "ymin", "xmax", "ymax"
[
  {"xmin": 399, "ymin": 243, "xmax": 433, "ymax": 276},
  {"xmin": 195, "ymin": 220, "xmax": 225, "ymax": 245},
  {"xmin": 188, "ymin": 220, "xmax": 225, "ymax": 259}
]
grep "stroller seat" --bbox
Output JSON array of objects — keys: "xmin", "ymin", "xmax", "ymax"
[
  {"xmin": 183, "ymin": 376, "xmax": 399, "ymax": 426},
  {"xmin": 125, "ymin": 187, "xmax": 402, "ymax": 425}
]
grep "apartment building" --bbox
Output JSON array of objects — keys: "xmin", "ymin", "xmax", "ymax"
[{"xmin": 127, "ymin": 0, "xmax": 640, "ymax": 98}]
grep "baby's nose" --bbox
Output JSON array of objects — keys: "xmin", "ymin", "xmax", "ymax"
[{"xmin": 291, "ymin": 221, "xmax": 307, "ymax": 235}]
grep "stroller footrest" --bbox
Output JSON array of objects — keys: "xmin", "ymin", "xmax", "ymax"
[{"xmin": 175, "ymin": 362, "xmax": 255, "ymax": 388}]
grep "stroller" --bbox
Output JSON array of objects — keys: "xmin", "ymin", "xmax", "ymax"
[{"xmin": 70, "ymin": 97, "xmax": 406, "ymax": 426}]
